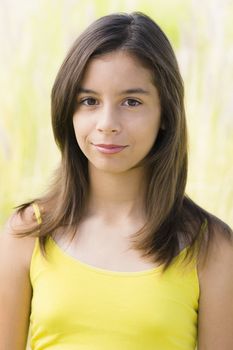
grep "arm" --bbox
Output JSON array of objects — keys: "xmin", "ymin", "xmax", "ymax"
[
  {"xmin": 0, "ymin": 208, "xmax": 36, "ymax": 350},
  {"xmin": 197, "ymin": 227, "xmax": 233, "ymax": 349}
]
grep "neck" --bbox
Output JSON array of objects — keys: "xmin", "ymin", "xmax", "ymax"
[{"xmin": 86, "ymin": 164, "xmax": 147, "ymax": 222}]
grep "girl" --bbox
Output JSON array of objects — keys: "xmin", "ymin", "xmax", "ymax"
[{"xmin": 1, "ymin": 11, "xmax": 233, "ymax": 350}]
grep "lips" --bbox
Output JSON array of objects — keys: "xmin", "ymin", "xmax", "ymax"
[
  {"xmin": 92, "ymin": 143, "xmax": 128, "ymax": 154},
  {"xmin": 94, "ymin": 144, "xmax": 127, "ymax": 149}
]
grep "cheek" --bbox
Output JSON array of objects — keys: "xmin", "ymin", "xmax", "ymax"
[
  {"xmin": 136, "ymin": 117, "xmax": 161, "ymax": 144},
  {"xmin": 73, "ymin": 116, "xmax": 89, "ymax": 144}
]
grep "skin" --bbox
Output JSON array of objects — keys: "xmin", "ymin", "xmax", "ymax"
[
  {"xmin": 73, "ymin": 50, "xmax": 161, "ymax": 222},
  {"xmin": 0, "ymin": 50, "xmax": 233, "ymax": 350},
  {"xmin": 68, "ymin": 50, "xmax": 163, "ymax": 270},
  {"xmin": 197, "ymin": 233, "xmax": 233, "ymax": 349}
]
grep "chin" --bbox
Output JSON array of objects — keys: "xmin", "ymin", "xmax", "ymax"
[{"xmin": 89, "ymin": 159, "xmax": 141, "ymax": 174}]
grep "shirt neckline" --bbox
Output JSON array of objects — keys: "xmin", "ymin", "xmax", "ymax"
[{"xmin": 47, "ymin": 236, "xmax": 188, "ymax": 277}]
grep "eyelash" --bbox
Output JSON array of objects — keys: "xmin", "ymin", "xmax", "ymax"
[{"xmin": 79, "ymin": 97, "xmax": 142, "ymax": 107}]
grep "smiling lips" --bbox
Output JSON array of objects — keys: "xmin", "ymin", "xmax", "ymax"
[{"xmin": 93, "ymin": 143, "xmax": 128, "ymax": 154}]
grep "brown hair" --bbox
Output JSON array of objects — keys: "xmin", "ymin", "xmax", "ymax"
[{"xmin": 15, "ymin": 12, "xmax": 232, "ymax": 271}]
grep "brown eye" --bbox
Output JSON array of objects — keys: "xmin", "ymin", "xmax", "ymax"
[
  {"xmin": 124, "ymin": 99, "xmax": 141, "ymax": 107},
  {"xmin": 80, "ymin": 98, "xmax": 98, "ymax": 106}
]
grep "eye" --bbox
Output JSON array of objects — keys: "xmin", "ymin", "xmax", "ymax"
[
  {"xmin": 123, "ymin": 99, "xmax": 141, "ymax": 107},
  {"xmin": 80, "ymin": 97, "xmax": 98, "ymax": 106}
]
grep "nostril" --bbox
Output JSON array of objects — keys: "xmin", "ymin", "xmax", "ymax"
[{"xmin": 97, "ymin": 128, "xmax": 118, "ymax": 133}]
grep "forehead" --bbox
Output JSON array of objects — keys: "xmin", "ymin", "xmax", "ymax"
[{"xmin": 80, "ymin": 50, "xmax": 154, "ymax": 87}]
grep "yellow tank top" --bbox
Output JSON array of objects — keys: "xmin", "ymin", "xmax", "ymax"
[{"xmin": 29, "ymin": 205, "xmax": 199, "ymax": 350}]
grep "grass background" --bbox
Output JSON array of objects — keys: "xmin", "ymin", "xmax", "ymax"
[
  {"xmin": 0, "ymin": 1, "xmax": 232, "ymax": 348},
  {"xmin": 0, "ymin": 0, "xmax": 233, "ymax": 230}
]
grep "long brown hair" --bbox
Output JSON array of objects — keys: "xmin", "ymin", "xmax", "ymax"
[{"xmin": 15, "ymin": 12, "xmax": 232, "ymax": 271}]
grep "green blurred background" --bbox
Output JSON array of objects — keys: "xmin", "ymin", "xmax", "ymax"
[{"xmin": 1, "ymin": 0, "xmax": 233, "ymax": 229}]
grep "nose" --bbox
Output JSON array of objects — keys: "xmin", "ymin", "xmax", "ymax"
[{"xmin": 96, "ymin": 104, "xmax": 121, "ymax": 134}]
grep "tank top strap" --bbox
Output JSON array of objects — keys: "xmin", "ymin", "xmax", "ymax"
[{"xmin": 32, "ymin": 202, "xmax": 42, "ymax": 225}]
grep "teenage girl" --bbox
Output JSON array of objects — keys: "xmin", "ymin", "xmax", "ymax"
[{"xmin": 1, "ymin": 12, "xmax": 233, "ymax": 350}]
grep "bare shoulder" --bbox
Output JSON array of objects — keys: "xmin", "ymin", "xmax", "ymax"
[
  {"xmin": 197, "ymin": 219, "xmax": 233, "ymax": 276},
  {"xmin": 197, "ymin": 219, "xmax": 233, "ymax": 349},
  {"xmin": 0, "ymin": 205, "xmax": 38, "ymax": 272},
  {"xmin": 0, "ymin": 206, "xmax": 38, "ymax": 348}
]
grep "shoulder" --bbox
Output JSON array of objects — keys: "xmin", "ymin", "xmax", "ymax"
[
  {"xmin": 0, "ymin": 206, "xmax": 38, "ymax": 348},
  {"xmin": 197, "ymin": 215, "xmax": 233, "ymax": 281},
  {"xmin": 198, "ymin": 217, "xmax": 233, "ymax": 275},
  {"xmin": 0, "ymin": 205, "xmax": 38, "ymax": 272},
  {"xmin": 197, "ymin": 218, "xmax": 233, "ymax": 349}
]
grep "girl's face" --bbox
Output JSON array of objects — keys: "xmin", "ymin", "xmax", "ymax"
[{"xmin": 73, "ymin": 50, "xmax": 161, "ymax": 174}]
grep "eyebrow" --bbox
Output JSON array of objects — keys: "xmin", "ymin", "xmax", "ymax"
[{"xmin": 77, "ymin": 87, "xmax": 151, "ymax": 95}]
